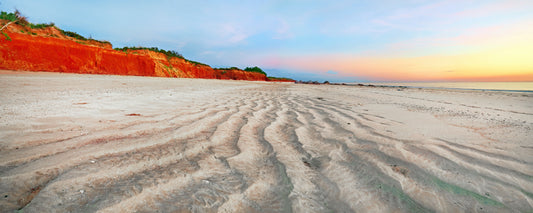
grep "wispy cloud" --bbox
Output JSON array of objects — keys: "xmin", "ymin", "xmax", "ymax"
[
  {"xmin": 221, "ymin": 24, "xmax": 250, "ymax": 44},
  {"xmin": 273, "ymin": 19, "xmax": 294, "ymax": 39}
]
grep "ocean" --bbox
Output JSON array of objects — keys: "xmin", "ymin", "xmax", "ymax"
[{"xmin": 359, "ymin": 82, "xmax": 533, "ymax": 92}]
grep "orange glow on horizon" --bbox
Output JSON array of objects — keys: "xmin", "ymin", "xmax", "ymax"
[
  {"xmin": 276, "ymin": 40, "xmax": 533, "ymax": 82},
  {"xmin": 266, "ymin": 19, "xmax": 533, "ymax": 82}
]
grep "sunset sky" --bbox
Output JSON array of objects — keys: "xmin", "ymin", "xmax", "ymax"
[{"xmin": 1, "ymin": 0, "xmax": 532, "ymax": 82}]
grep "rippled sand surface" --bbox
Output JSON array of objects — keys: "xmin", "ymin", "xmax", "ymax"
[{"xmin": 1, "ymin": 71, "xmax": 532, "ymax": 212}]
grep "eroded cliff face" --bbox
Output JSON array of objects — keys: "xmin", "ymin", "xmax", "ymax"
[
  {"xmin": 0, "ymin": 31, "xmax": 157, "ymax": 76},
  {"xmin": 0, "ymin": 23, "xmax": 281, "ymax": 81}
]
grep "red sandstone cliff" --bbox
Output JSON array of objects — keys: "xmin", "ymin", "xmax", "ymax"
[{"xmin": 0, "ymin": 20, "xmax": 292, "ymax": 82}]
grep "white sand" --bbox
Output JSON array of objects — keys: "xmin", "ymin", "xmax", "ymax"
[{"xmin": 0, "ymin": 70, "xmax": 532, "ymax": 212}]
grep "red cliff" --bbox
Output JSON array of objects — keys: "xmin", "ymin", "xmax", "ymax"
[{"xmin": 0, "ymin": 21, "xmax": 290, "ymax": 82}]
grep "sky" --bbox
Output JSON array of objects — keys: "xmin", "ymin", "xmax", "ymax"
[{"xmin": 1, "ymin": 0, "xmax": 533, "ymax": 82}]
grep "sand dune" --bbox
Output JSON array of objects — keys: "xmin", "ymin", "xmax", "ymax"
[{"xmin": 1, "ymin": 71, "xmax": 532, "ymax": 212}]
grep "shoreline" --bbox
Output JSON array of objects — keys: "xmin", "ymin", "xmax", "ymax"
[{"xmin": 351, "ymin": 82, "xmax": 533, "ymax": 93}]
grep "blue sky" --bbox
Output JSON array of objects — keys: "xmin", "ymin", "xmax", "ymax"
[{"xmin": 2, "ymin": 0, "xmax": 532, "ymax": 82}]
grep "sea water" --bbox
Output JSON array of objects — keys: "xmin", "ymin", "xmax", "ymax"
[{"xmin": 361, "ymin": 82, "xmax": 533, "ymax": 92}]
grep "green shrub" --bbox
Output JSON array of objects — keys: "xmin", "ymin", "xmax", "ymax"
[
  {"xmin": 57, "ymin": 28, "xmax": 110, "ymax": 45},
  {"xmin": 216, "ymin": 66, "xmax": 269, "ymax": 76},
  {"xmin": 215, "ymin": 67, "xmax": 241, "ymax": 71},
  {"xmin": 29, "ymin": 22, "xmax": 55, "ymax": 29},
  {"xmin": 58, "ymin": 28, "xmax": 87, "ymax": 40},
  {"xmin": 91, "ymin": 39, "xmax": 111, "ymax": 45},
  {"xmin": 0, "ymin": 11, "xmax": 17, "ymax": 22},
  {"xmin": 2, "ymin": 32, "xmax": 11, "ymax": 41},
  {"xmin": 244, "ymin": 66, "xmax": 267, "ymax": 75},
  {"xmin": 114, "ymin": 46, "xmax": 209, "ymax": 66},
  {"xmin": 185, "ymin": 59, "xmax": 209, "ymax": 66},
  {"xmin": 1, "ymin": 10, "xmax": 29, "ymax": 26},
  {"xmin": 114, "ymin": 46, "xmax": 184, "ymax": 59}
]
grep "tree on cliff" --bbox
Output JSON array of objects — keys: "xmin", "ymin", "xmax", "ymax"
[
  {"xmin": 0, "ymin": 10, "xmax": 28, "ymax": 31},
  {"xmin": 1, "ymin": 10, "xmax": 54, "ymax": 31}
]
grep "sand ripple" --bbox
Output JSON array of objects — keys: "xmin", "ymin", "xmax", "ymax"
[{"xmin": 1, "ymin": 71, "xmax": 532, "ymax": 212}]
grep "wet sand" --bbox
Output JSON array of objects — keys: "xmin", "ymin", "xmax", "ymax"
[{"xmin": 1, "ymin": 71, "xmax": 532, "ymax": 212}]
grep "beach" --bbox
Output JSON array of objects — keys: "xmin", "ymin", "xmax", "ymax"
[{"xmin": 1, "ymin": 71, "xmax": 532, "ymax": 212}]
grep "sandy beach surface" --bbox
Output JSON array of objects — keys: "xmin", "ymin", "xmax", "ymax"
[{"xmin": 1, "ymin": 71, "xmax": 532, "ymax": 212}]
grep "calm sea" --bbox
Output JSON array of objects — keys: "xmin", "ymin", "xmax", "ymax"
[{"xmin": 360, "ymin": 82, "xmax": 533, "ymax": 92}]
